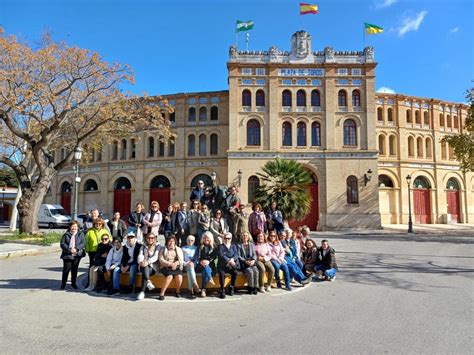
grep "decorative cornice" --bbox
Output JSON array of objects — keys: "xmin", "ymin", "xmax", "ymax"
[{"xmin": 228, "ymin": 151, "xmax": 378, "ymax": 159}]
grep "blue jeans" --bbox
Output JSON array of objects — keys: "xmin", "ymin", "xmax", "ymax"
[
  {"xmin": 314, "ymin": 265, "xmax": 337, "ymax": 279},
  {"xmin": 113, "ymin": 264, "xmax": 138, "ymax": 289},
  {"xmin": 201, "ymin": 264, "xmax": 213, "ymax": 289},
  {"xmin": 294, "ymin": 257, "xmax": 304, "ymax": 271},
  {"xmin": 285, "ymin": 257, "xmax": 306, "ymax": 282},
  {"xmin": 271, "ymin": 260, "xmax": 291, "ymax": 288}
]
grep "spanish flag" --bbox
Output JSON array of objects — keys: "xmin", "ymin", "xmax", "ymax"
[
  {"xmin": 300, "ymin": 3, "xmax": 318, "ymax": 15},
  {"xmin": 364, "ymin": 23, "xmax": 384, "ymax": 35}
]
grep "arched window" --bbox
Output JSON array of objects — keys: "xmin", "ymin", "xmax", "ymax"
[
  {"xmin": 150, "ymin": 175, "xmax": 171, "ymax": 188},
  {"xmin": 378, "ymin": 174, "xmax": 394, "ymax": 187},
  {"xmin": 423, "ymin": 111, "xmax": 429, "ymax": 125},
  {"xmin": 352, "ymin": 90, "xmax": 361, "ymax": 107},
  {"xmin": 338, "ymin": 90, "xmax": 347, "ymax": 107},
  {"xmin": 210, "ymin": 106, "xmax": 218, "ymax": 121},
  {"xmin": 439, "ymin": 113, "xmax": 444, "ymax": 127},
  {"xmin": 378, "ymin": 135, "xmax": 386, "ymax": 155},
  {"xmin": 416, "ymin": 137, "xmax": 423, "ymax": 158},
  {"xmin": 61, "ymin": 181, "xmax": 72, "ymax": 193},
  {"xmin": 242, "ymin": 89, "xmax": 252, "ymax": 107},
  {"xmin": 413, "ymin": 176, "xmax": 430, "ymax": 189},
  {"xmin": 199, "ymin": 107, "xmax": 207, "ymax": 122},
  {"xmin": 84, "ymin": 179, "xmax": 98, "ymax": 191},
  {"xmin": 191, "ymin": 174, "xmax": 212, "ymax": 188},
  {"xmin": 377, "ymin": 107, "xmax": 383, "ymax": 121},
  {"xmin": 188, "ymin": 135, "xmax": 196, "ymax": 156},
  {"xmin": 114, "ymin": 177, "xmax": 131, "ymax": 190},
  {"xmin": 210, "ymin": 134, "xmax": 218, "ymax": 155},
  {"xmin": 453, "ymin": 116, "xmax": 459, "ymax": 129},
  {"xmin": 96, "ymin": 146, "xmax": 102, "ymax": 161},
  {"xmin": 446, "ymin": 177, "xmax": 460, "ymax": 190},
  {"xmin": 387, "ymin": 108, "xmax": 393, "ymax": 122},
  {"xmin": 168, "ymin": 137, "xmax": 175, "ymax": 157},
  {"xmin": 441, "ymin": 141, "xmax": 447, "ymax": 160},
  {"xmin": 112, "ymin": 141, "xmax": 118, "ymax": 160},
  {"xmin": 297, "ymin": 122, "xmax": 307, "ymax": 146},
  {"xmin": 188, "ymin": 107, "xmax": 196, "ymax": 122},
  {"xmin": 408, "ymin": 136, "xmax": 415, "ymax": 157},
  {"xmin": 148, "ymin": 137, "xmax": 155, "ymax": 157},
  {"xmin": 282, "ymin": 122, "xmax": 292, "ymax": 146},
  {"xmin": 415, "ymin": 110, "xmax": 421, "ymax": 124},
  {"xmin": 448, "ymin": 144, "xmax": 455, "ymax": 160},
  {"xmin": 346, "ymin": 176, "xmax": 358, "ymax": 204},
  {"xmin": 389, "ymin": 135, "xmax": 396, "ymax": 156},
  {"xmin": 199, "ymin": 134, "xmax": 207, "ymax": 156},
  {"xmin": 447, "ymin": 114, "xmax": 452, "ymax": 128},
  {"xmin": 282, "ymin": 90, "xmax": 292, "ymax": 107},
  {"xmin": 158, "ymin": 137, "xmax": 165, "ymax": 157},
  {"xmin": 425, "ymin": 138, "xmax": 432, "ymax": 158},
  {"xmin": 121, "ymin": 139, "xmax": 127, "ymax": 160},
  {"xmin": 311, "ymin": 122, "xmax": 321, "ymax": 146},
  {"xmin": 311, "ymin": 90, "xmax": 321, "ymax": 107},
  {"xmin": 130, "ymin": 139, "xmax": 136, "ymax": 159},
  {"xmin": 343, "ymin": 119, "xmax": 357, "ymax": 146},
  {"xmin": 256, "ymin": 90, "xmax": 265, "ymax": 107},
  {"xmin": 406, "ymin": 110, "xmax": 412, "ymax": 123},
  {"xmin": 247, "ymin": 119, "xmax": 261, "ymax": 146},
  {"xmin": 248, "ymin": 176, "xmax": 260, "ymax": 203},
  {"xmin": 297, "ymin": 90, "xmax": 306, "ymax": 107}
]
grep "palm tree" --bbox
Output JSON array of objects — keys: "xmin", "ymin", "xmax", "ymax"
[{"xmin": 254, "ymin": 158, "xmax": 312, "ymax": 221}]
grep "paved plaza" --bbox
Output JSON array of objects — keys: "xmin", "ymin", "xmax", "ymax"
[{"xmin": 0, "ymin": 231, "xmax": 473, "ymax": 354}]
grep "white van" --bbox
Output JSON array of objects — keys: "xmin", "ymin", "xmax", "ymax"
[{"xmin": 38, "ymin": 204, "xmax": 71, "ymax": 228}]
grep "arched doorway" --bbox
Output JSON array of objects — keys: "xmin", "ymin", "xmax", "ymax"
[
  {"xmin": 378, "ymin": 174, "xmax": 397, "ymax": 224},
  {"xmin": 150, "ymin": 175, "xmax": 171, "ymax": 210},
  {"xmin": 113, "ymin": 177, "xmax": 132, "ymax": 218},
  {"xmin": 446, "ymin": 177, "xmax": 461, "ymax": 223},
  {"xmin": 289, "ymin": 171, "xmax": 319, "ymax": 231},
  {"xmin": 413, "ymin": 176, "xmax": 431, "ymax": 224},
  {"xmin": 60, "ymin": 181, "xmax": 72, "ymax": 215}
]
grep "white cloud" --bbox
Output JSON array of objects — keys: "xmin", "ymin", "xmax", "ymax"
[
  {"xmin": 449, "ymin": 26, "xmax": 459, "ymax": 34},
  {"xmin": 396, "ymin": 11, "xmax": 428, "ymax": 37},
  {"xmin": 375, "ymin": 0, "xmax": 398, "ymax": 9},
  {"xmin": 377, "ymin": 87, "xmax": 396, "ymax": 94}
]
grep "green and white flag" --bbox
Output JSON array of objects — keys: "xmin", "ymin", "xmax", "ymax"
[{"xmin": 236, "ymin": 20, "xmax": 254, "ymax": 32}]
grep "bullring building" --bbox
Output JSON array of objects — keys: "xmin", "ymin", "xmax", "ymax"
[{"xmin": 45, "ymin": 31, "xmax": 473, "ymax": 230}]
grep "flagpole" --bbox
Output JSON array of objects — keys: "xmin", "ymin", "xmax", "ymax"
[
  {"xmin": 363, "ymin": 23, "xmax": 366, "ymax": 46},
  {"xmin": 245, "ymin": 33, "xmax": 249, "ymax": 51}
]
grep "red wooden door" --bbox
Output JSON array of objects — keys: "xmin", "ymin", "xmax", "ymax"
[
  {"xmin": 114, "ymin": 189, "xmax": 131, "ymax": 219},
  {"xmin": 289, "ymin": 182, "xmax": 319, "ymax": 231},
  {"xmin": 446, "ymin": 190, "xmax": 461, "ymax": 223},
  {"xmin": 61, "ymin": 192, "xmax": 71, "ymax": 215},
  {"xmin": 413, "ymin": 189, "xmax": 431, "ymax": 224},
  {"xmin": 150, "ymin": 188, "xmax": 171, "ymax": 211}
]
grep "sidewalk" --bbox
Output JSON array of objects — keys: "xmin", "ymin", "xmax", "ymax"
[{"xmin": 0, "ymin": 242, "xmax": 61, "ymax": 259}]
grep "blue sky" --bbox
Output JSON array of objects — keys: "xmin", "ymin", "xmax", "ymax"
[{"xmin": 1, "ymin": 0, "xmax": 473, "ymax": 103}]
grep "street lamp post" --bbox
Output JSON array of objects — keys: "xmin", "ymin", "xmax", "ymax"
[
  {"xmin": 72, "ymin": 147, "xmax": 83, "ymax": 221},
  {"xmin": 406, "ymin": 174, "xmax": 414, "ymax": 233}
]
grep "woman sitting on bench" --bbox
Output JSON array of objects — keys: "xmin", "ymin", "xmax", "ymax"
[
  {"xmin": 197, "ymin": 231, "xmax": 217, "ymax": 298},
  {"xmin": 158, "ymin": 236, "xmax": 184, "ymax": 300},
  {"xmin": 217, "ymin": 232, "xmax": 239, "ymax": 299}
]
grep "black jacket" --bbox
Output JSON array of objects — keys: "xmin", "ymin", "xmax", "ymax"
[
  {"xmin": 197, "ymin": 245, "xmax": 217, "ymax": 272},
  {"xmin": 317, "ymin": 247, "xmax": 338, "ymax": 270},
  {"xmin": 128, "ymin": 212, "xmax": 145, "ymax": 228},
  {"xmin": 94, "ymin": 243, "xmax": 112, "ymax": 266},
  {"xmin": 60, "ymin": 231, "xmax": 85, "ymax": 260},
  {"xmin": 121, "ymin": 241, "xmax": 141, "ymax": 267},
  {"xmin": 107, "ymin": 219, "xmax": 128, "ymax": 242},
  {"xmin": 217, "ymin": 243, "xmax": 239, "ymax": 269}
]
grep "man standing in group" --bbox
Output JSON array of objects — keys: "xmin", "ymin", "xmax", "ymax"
[
  {"xmin": 174, "ymin": 202, "xmax": 189, "ymax": 247},
  {"xmin": 190, "ymin": 180, "xmax": 206, "ymax": 203}
]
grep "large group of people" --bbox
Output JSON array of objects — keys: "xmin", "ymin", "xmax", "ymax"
[{"xmin": 60, "ymin": 181, "xmax": 338, "ymax": 300}]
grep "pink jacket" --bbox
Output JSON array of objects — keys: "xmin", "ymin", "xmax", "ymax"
[
  {"xmin": 269, "ymin": 242, "xmax": 285, "ymax": 263},
  {"xmin": 255, "ymin": 242, "xmax": 272, "ymax": 262}
]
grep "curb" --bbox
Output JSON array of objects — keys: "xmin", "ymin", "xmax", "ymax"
[{"xmin": 0, "ymin": 243, "xmax": 61, "ymax": 260}]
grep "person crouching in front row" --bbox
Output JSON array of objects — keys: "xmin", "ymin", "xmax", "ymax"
[
  {"xmin": 136, "ymin": 232, "xmax": 160, "ymax": 301},
  {"xmin": 314, "ymin": 239, "xmax": 338, "ymax": 281}
]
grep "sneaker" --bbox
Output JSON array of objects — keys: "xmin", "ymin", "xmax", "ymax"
[
  {"xmin": 209, "ymin": 279, "xmax": 216, "ymax": 287},
  {"xmin": 265, "ymin": 285, "xmax": 271, "ymax": 292},
  {"xmin": 146, "ymin": 280, "xmax": 155, "ymax": 291},
  {"xmin": 259, "ymin": 287, "xmax": 266, "ymax": 293},
  {"xmin": 329, "ymin": 275, "xmax": 336, "ymax": 282},
  {"xmin": 201, "ymin": 289, "xmax": 207, "ymax": 298},
  {"xmin": 136, "ymin": 291, "xmax": 145, "ymax": 300}
]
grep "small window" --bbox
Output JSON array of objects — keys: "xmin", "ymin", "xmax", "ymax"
[
  {"xmin": 338, "ymin": 90, "xmax": 347, "ymax": 106},
  {"xmin": 378, "ymin": 175, "xmax": 394, "ymax": 188},
  {"xmin": 423, "ymin": 111, "xmax": 429, "ymax": 125},
  {"xmin": 453, "ymin": 116, "xmax": 459, "ymax": 129},
  {"xmin": 439, "ymin": 113, "xmax": 445, "ymax": 128},
  {"xmin": 352, "ymin": 90, "xmax": 361, "ymax": 107},
  {"xmin": 446, "ymin": 177, "xmax": 460, "ymax": 190},
  {"xmin": 189, "ymin": 107, "xmax": 196, "ymax": 122},
  {"xmin": 425, "ymin": 138, "xmax": 432, "ymax": 158},
  {"xmin": 406, "ymin": 110, "xmax": 412, "ymax": 123},
  {"xmin": 247, "ymin": 119, "xmax": 261, "ymax": 146},
  {"xmin": 343, "ymin": 119, "xmax": 357, "ymax": 146},
  {"xmin": 377, "ymin": 107, "xmax": 383, "ymax": 121},
  {"xmin": 148, "ymin": 137, "xmax": 155, "ymax": 157},
  {"xmin": 210, "ymin": 106, "xmax": 218, "ymax": 120},
  {"xmin": 199, "ymin": 107, "xmax": 207, "ymax": 122},
  {"xmin": 130, "ymin": 139, "xmax": 136, "ymax": 159},
  {"xmin": 311, "ymin": 122, "xmax": 321, "ymax": 146},
  {"xmin": 297, "ymin": 90, "xmax": 306, "ymax": 107},
  {"xmin": 389, "ymin": 135, "xmax": 396, "ymax": 156},
  {"xmin": 168, "ymin": 138, "xmax": 175, "ymax": 157},
  {"xmin": 112, "ymin": 141, "xmax": 118, "ymax": 160},
  {"xmin": 408, "ymin": 136, "xmax": 415, "ymax": 157},
  {"xmin": 311, "ymin": 90, "xmax": 321, "ymax": 107},
  {"xmin": 188, "ymin": 135, "xmax": 196, "ymax": 156},
  {"xmin": 282, "ymin": 90, "xmax": 292, "ymax": 107},
  {"xmin": 297, "ymin": 122, "xmax": 307, "ymax": 146},
  {"xmin": 415, "ymin": 110, "xmax": 421, "ymax": 124},
  {"xmin": 210, "ymin": 134, "xmax": 218, "ymax": 155},
  {"xmin": 256, "ymin": 90, "xmax": 265, "ymax": 107},
  {"xmin": 248, "ymin": 176, "xmax": 260, "ymax": 203},
  {"xmin": 282, "ymin": 122, "xmax": 292, "ymax": 146},
  {"xmin": 378, "ymin": 135, "xmax": 386, "ymax": 155},
  {"xmin": 346, "ymin": 176, "xmax": 359, "ymax": 204},
  {"xmin": 417, "ymin": 137, "xmax": 423, "ymax": 158},
  {"xmin": 158, "ymin": 138, "xmax": 165, "ymax": 157},
  {"xmin": 242, "ymin": 90, "xmax": 252, "ymax": 107},
  {"xmin": 199, "ymin": 134, "xmax": 207, "ymax": 156},
  {"xmin": 84, "ymin": 179, "xmax": 98, "ymax": 191},
  {"xmin": 121, "ymin": 139, "xmax": 127, "ymax": 160},
  {"xmin": 387, "ymin": 108, "xmax": 393, "ymax": 122}
]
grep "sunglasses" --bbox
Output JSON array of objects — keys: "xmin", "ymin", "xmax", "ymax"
[{"xmin": 102, "ymin": 238, "xmax": 109, "ymax": 241}]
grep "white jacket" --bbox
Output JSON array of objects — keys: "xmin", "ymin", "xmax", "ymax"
[{"xmin": 105, "ymin": 247, "xmax": 123, "ymax": 270}]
